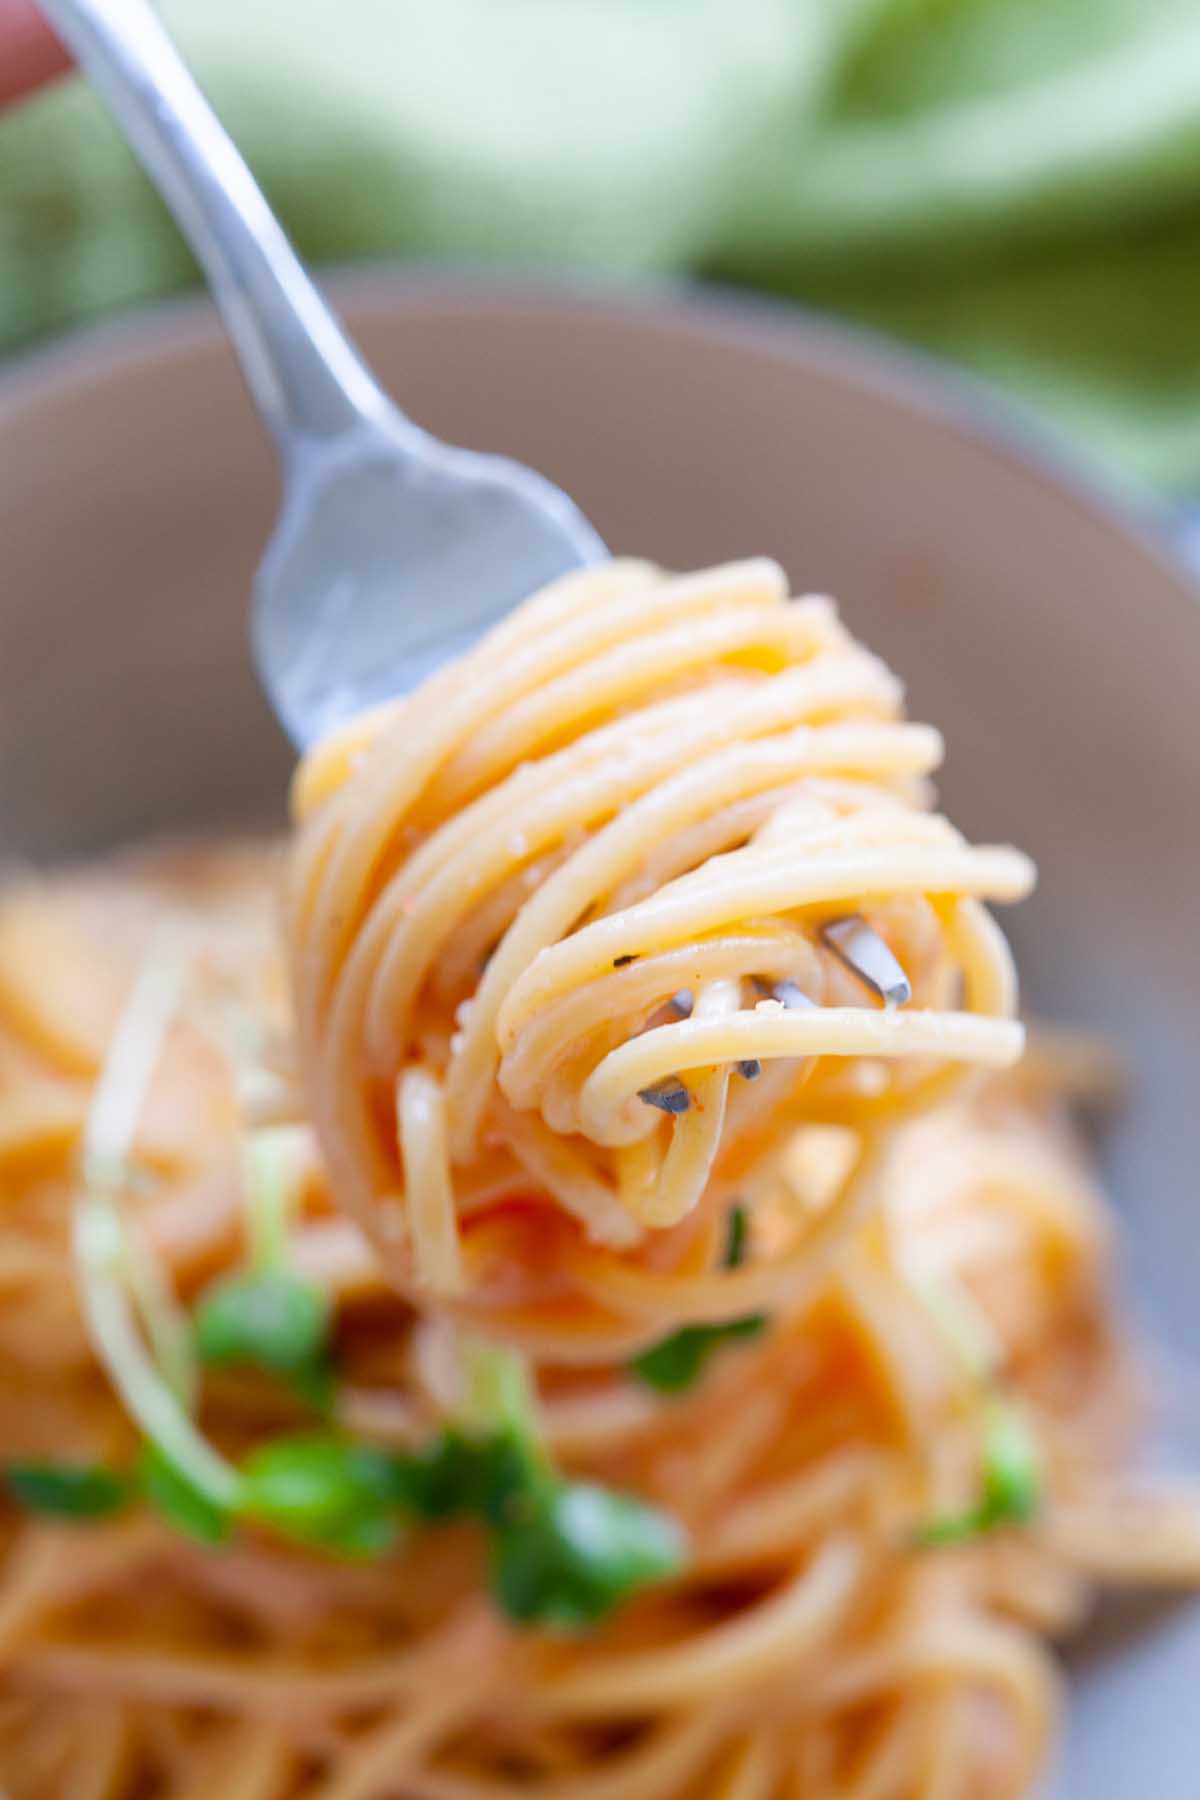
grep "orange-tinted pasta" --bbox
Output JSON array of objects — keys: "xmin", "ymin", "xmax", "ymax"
[
  {"xmin": 0, "ymin": 845, "xmax": 1193, "ymax": 1800},
  {"xmin": 288, "ymin": 561, "xmax": 1032, "ymax": 1354},
  {"xmin": 0, "ymin": 563, "xmax": 1193, "ymax": 1800}
]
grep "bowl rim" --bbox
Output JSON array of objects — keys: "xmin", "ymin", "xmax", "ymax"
[{"xmin": 3, "ymin": 263, "xmax": 1197, "ymax": 621}]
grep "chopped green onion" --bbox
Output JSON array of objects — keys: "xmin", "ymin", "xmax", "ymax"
[
  {"xmin": 492, "ymin": 1480, "xmax": 684, "ymax": 1629},
  {"xmin": 196, "ymin": 997, "xmax": 273, "ymax": 1112},
  {"xmin": 239, "ymin": 1434, "xmax": 403, "ymax": 1557},
  {"xmin": 193, "ymin": 1124, "xmax": 329, "ymax": 1409},
  {"xmin": 241, "ymin": 1433, "xmax": 407, "ymax": 1513},
  {"xmin": 724, "ymin": 1204, "xmax": 750, "ymax": 1270},
  {"xmin": 906, "ymin": 1264, "xmax": 1039, "ymax": 1550},
  {"xmin": 5, "ymin": 1413, "xmax": 687, "ymax": 1618},
  {"xmin": 911, "ymin": 1507, "xmax": 987, "ymax": 1549},
  {"xmin": 979, "ymin": 1399, "xmax": 1040, "ymax": 1526},
  {"xmin": 81, "ymin": 926, "xmax": 193, "ymax": 1188},
  {"xmin": 387, "ymin": 1428, "xmax": 490, "ymax": 1521},
  {"xmin": 295, "ymin": 1506, "xmax": 399, "ymax": 1560},
  {"xmin": 631, "ymin": 1205, "xmax": 765, "ymax": 1394},
  {"xmin": 460, "ymin": 1336, "xmax": 541, "ymax": 1448},
  {"xmin": 631, "ymin": 1314, "xmax": 767, "ymax": 1393},
  {"xmin": 243, "ymin": 1126, "xmax": 308, "ymax": 1273},
  {"xmin": 629, "ymin": 1328, "xmax": 711, "ymax": 1393},
  {"xmin": 76, "ymin": 1187, "xmax": 243, "ymax": 1517},
  {"xmin": 425, "ymin": 1335, "xmax": 685, "ymax": 1624},
  {"xmin": 141, "ymin": 1443, "xmax": 232, "ymax": 1545},
  {"xmin": 282, "ymin": 1358, "xmax": 336, "ymax": 1413},
  {"xmin": 476, "ymin": 1430, "xmax": 550, "ymax": 1531},
  {"xmin": 4, "ymin": 1462, "xmax": 132, "ymax": 1519},
  {"xmin": 391, "ymin": 1427, "xmax": 543, "ymax": 1527},
  {"xmin": 74, "ymin": 933, "xmax": 244, "ymax": 1520},
  {"xmin": 907, "ymin": 1268, "xmax": 1002, "ymax": 1385},
  {"xmin": 452, "ymin": 1336, "xmax": 554, "ymax": 1524},
  {"xmin": 914, "ymin": 1400, "xmax": 1041, "ymax": 1548},
  {"xmin": 123, "ymin": 1220, "xmax": 198, "ymax": 1408},
  {"xmin": 194, "ymin": 1268, "xmax": 332, "ymax": 1408}
]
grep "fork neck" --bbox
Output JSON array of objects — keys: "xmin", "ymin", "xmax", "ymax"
[{"xmin": 40, "ymin": 0, "xmax": 410, "ymax": 459}]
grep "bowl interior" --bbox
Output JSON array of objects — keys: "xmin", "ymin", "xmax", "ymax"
[{"xmin": 3, "ymin": 278, "xmax": 1198, "ymax": 1795}]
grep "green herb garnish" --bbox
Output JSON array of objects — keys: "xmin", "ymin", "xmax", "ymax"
[
  {"xmin": 631, "ymin": 1204, "xmax": 766, "ymax": 1394},
  {"xmin": 141, "ymin": 1443, "xmax": 233, "ymax": 1545},
  {"xmin": 460, "ymin": 1335, "xmax": 538, "ymax": 1439},
  {"xmin": 631, "ymin": 1312, "xmax": 766, "ymax": 1393},
  {"xmin": 394, "ymin": 1425, "xmax": 543, "ymax": 1528},
  {"xmin": 195, "ymin": 1268, "xmax": 332, "ymax": 1408},
  {"xmin": 58, "ymin": 966, "xmax": 687, "ymax": 1636},
  {"xmin": 74, "ymin": 932, "xmax": 245, "ymax": 1528},
  {"xmin": 4, "ymin": 1409, "xmax": 684, "ymax": 1624},
  {"xmin": 724, "ymin": 1203, "xmax": 750, "ymax": 1269},
  {"xmin": 387, "ymin": 1427, "xmax": 491, "ymax": 1520},
  {"xmin": 239, "ymin": 1433, "xmax": 403, "ymax": 1558},
  {"xmin": 193, "ymin": 1125, "xmax": 333, "ymax": 1409},
  {"xmin": 4, "ymin": 1462, "xmax": 132, "ymax": 1519},
  {"xmin": 914, "ymin": 1400, "xmax": 1040, "ymax": 1547},
  {"xmin": 449, "ymin": 1340, "xmax": 684, "ymax": 1625},
  {"xmin": 493, "ymin": 1480, "xmax": 685, "ymax": 1629}
]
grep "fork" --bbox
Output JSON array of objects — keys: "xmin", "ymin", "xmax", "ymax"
[{"xmin": 39, "ymin": 0, "xmax": 608, "ymax": 749}]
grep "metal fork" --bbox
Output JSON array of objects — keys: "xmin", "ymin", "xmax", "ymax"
[{"xmin": 40, "ymin": 0, "xmax": 607, "ymax": 749}]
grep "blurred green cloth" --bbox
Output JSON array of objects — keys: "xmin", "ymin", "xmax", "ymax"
[{"xmin": 5, "ymin": 0, "xmax": 1200, "ymax": 492}]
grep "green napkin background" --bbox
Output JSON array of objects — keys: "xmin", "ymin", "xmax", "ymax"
[{"xmin": 5, "ymin": 0, "xmax": 1200, "ymax": 494}]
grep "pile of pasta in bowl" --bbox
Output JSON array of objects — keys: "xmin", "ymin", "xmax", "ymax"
[{"xmin": 1, "ymin": 561, "xmax": 1195, "ymax": 1800}]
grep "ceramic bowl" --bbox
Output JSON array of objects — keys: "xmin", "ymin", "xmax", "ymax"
[{"xmin": 3, "ymin": 275, "xmax": 1198, "ymax": 1795}]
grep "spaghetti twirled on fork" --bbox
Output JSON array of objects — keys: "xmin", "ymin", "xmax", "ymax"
[{"xmin": 288, "ymin": 560, "xmax": 1032, "ymax": 1352}]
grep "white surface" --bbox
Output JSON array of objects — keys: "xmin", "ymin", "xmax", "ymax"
[{"xmin": 2, "ymin": 276, "xmax": 1198, "ymax": 1794}]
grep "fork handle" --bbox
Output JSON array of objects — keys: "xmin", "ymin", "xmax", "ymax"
[{"xmin": 39, "ymin": 0, "xmax": 403, "ymax": 455}]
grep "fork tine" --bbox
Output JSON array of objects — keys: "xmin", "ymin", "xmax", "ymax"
[
  {"xmin": 821, "ymin": 915, "xmax": 911, "ymax": 1007},
  {"xmin": 638, "ymin": 1077, "xmax": 691, "ymax": 1115}
]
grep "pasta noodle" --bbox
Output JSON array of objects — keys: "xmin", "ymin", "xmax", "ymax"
[
  {"xmin": 288, "ymin": 560, "xmax": 1033, "ymax": 1352},
  {"xmin": 0, "ymin": 562, "xmax": 1194, "ymax": 1799}
]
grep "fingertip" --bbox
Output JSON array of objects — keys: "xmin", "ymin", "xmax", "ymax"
[{"xmin": 0, "ymin": 3, "xmax": 72, "ymax": 107}]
